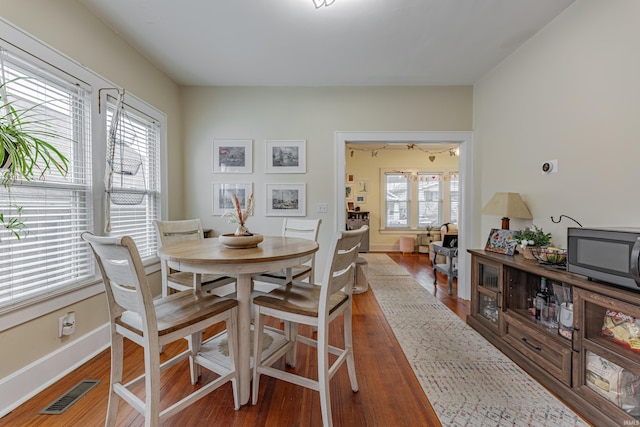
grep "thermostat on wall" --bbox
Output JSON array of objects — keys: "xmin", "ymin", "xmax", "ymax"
[{"xmin": 542, "ymin": 159, "xmax": 558, "ymax": 174}]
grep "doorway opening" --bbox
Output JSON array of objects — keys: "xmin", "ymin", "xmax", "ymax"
[{"xmin": 335, "ymin": 131, "xmax": 473, "ymax": 300}]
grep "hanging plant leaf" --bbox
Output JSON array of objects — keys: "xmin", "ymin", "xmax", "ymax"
[{"xmin": 1, "ymin": 79, "xmax": 69, "ymax": 186}]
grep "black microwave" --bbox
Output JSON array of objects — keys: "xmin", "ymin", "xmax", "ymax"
[{"xmin": 567, "ymin": 227, "xmax": 640, "ymax": 291}]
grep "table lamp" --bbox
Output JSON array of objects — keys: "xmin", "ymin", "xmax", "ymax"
[{"xmin": 481, "ymin": 192, "xmax": 532, "ymax": 230}]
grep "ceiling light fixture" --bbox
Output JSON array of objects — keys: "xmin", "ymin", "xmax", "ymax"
[{"xmin": 313, "ymin": 0, "xmax": 335, "ymax": 8}]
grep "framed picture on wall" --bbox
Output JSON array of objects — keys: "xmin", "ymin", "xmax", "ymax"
[
  {"xmin": 357, "ymin": 180, "xmax": 368, "ymax": 193},
  {"xmin": 213, "ymin": 139, "xmax": 252, "ymax": 173},
  {"xmin": 356, "ymin": 195, "xmax": 366, "ymax": 203},
  {"xmin": 265, "ymin": 140, "xmax": 306, "ymax": 173},
  {"xmin": 345, "ymin": 184, "xmax": 354, "ymax": 200},
  {"xmin": 212, "ymin": 182, "xmax": 252, "ymax": 215},
  {"xmin": 266, "ymin": 183, "xmax": 306, "ymax": 216},
  {"xmin": 346, "ymin": 173, "xmax": 355, "ymax": 183}
]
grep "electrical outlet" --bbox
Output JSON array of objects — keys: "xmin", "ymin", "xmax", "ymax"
[
  {"xmin": 58, "ymin": 312, "xmax": 76, "ymax": 337},
  {"xmin": 317, "ymin": 203, "xmax": 328, "ymax": 213}
]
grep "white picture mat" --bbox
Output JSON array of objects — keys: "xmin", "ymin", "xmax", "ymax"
[
  {"xmin": 265, "ymin": 139, "xmax": 306, "ymax": 173},
  {"xmin": 265, "ymin": 183, "xmax": 306, "ymax": 216},
  {"xmin": 213, "ymin": 182, "xmax": 252, "ymax": 215},
  {"xmin": 213, "ymin": 139, "xmax": 252, "ymax": 173}
]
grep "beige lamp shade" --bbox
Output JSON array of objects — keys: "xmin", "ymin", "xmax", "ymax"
[{"xmin": 481, "ymin": 192, "xmax": 532, "ymax": 230}]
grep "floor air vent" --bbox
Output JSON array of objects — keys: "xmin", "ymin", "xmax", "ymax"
[{"xmin": 39, "ymin": 380, "xmax": 100, "ymax": 415}]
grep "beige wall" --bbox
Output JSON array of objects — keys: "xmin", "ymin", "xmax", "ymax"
[
  {"xmin": 181, "ymin": 86, "xmax": 472, "ymax": 268},
  {"xmin": 345, "ymin": 148, "xmax": 459, "ymax": 249},
  {"xmin": 473, "ymin": 0, "xmax": 640, "ymax": 249},
  {"xmin": 0, "ymin": 1, "xmax": 179, "ymax": 378}
]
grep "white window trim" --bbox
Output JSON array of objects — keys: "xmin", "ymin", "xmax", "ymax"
[{"xmin": 0, "ymin": 18, "xmax": 167, "ymax": 331}]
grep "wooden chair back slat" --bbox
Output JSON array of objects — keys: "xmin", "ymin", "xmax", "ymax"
[{"xmin": 155, "ymin": 219, "xmax": 205, "ymax": 247}]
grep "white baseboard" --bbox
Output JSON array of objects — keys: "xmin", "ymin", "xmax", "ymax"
[{"xmin": 0, "ymin": 323, "xmax": 110, "ymax": 418}]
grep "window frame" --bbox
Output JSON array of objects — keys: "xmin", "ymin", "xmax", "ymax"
[
  {"xmin": 380, "ymin": 168, "xmax": 458, "ymax": 232},
  {"xmin": 0, "ymin": 21, "xmax": 167, "ymax": 331}
]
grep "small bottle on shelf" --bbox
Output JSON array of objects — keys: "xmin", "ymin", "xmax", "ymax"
[{"xmin": 535, "ymin": 277, "xmax": 549, "ymax": 321}]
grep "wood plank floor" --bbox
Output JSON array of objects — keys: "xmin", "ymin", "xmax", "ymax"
[{"xmin": 0, "ymin": 252, "xmax": 467, "ymax": 427}]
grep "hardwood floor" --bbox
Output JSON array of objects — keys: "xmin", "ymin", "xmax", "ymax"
[{"xmin": 0, "ymin": 252, "xmax": 468, "ymax": 427}]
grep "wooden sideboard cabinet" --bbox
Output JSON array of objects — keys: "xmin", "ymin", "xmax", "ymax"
[{"xmin": 468, "ymin": 249, "xmax": 640, "ymax": 426}]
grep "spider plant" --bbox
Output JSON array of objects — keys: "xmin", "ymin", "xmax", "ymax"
[{"xmin": 1, "ymin": 79, "xmax": 70, "ymax": 238}]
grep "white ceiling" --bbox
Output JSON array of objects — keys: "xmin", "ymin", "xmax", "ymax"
[{"xmin": 79, "ymin": 0, "xmax": 574, "ymax": 87}]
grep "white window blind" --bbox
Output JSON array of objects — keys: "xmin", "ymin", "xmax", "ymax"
[
  {"xmin": 0, "ymin": 48, "xmax": 94, "ymax": 309},
  {"xmin": 105, "ymin": 100, "xmax": 160, "ymax": 259}
]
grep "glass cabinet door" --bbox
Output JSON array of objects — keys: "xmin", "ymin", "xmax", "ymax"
[
  {"xmin": 472, "ymin": 257, "xmax": 502, "ymax": 331},
  {"xmin": 574, "ymin": 288, "xmax": 640, "ymax": 423}
]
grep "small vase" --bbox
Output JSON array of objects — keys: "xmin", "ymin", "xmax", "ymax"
[{"xmin": 522, "ymin": 246, "xmax": 539, "ymax": 260}]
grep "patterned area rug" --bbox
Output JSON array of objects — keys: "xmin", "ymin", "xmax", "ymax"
[{"xmin": 361, "ymin": 254, "xmax": 589, "ymax": 427}]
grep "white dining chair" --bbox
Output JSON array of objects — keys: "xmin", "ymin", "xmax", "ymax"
[
  {"xmin": 251, "ymin": 225, "xmax": 368, "ymax": 427},
  {"xmin": 81, "ymin": 232, "xmax": 240, "ymax": 426},
  {"xmin": 155, "ymin": 219, "xmax": 236, "ymax": 297},
  {"xmin": 253, "ymin": 218, "xmax": 321, "ymax": 286}
]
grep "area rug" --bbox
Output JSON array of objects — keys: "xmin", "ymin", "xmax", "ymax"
[{"xmin": 360, "ymin": 254, "xmax": 589, "ymax": 427}]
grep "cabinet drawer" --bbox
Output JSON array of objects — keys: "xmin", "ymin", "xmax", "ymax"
[{"xmin": 504, "ymin": 315, "xmax": 572, "ymax": 386}]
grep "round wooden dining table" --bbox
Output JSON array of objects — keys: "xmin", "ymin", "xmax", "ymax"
[{"xmin": 158, "ymin": 235, "xmax": 319, "ymax": 405}]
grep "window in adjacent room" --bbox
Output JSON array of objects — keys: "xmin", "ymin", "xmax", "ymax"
[
  {"xmin": 384, "ymin": 173, "xmax": 408, "ymax": 228},
  {"xmin": 417, "ymin": 173, "xmax": 442, "ymax": 228},
  {"xmin": 449, "ymin": 172, "xmax": 459, "ymax": 224},
  {"xmin": 383, "ymin": 171, "xmax": 456, "ymax": 230}
]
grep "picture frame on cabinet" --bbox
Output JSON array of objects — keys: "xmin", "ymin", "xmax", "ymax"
[
  {"xmin": 212, "ymin": 182, "xmax": 252, "ymax": 215},
  {"xmin": 266, "ymin": 183, "xmax": 305, "ymax": 216},
  {"xmin": 484, "ymin": 228, "xmax": 520, "ymax": 256},
  {"xmin": 213, "ymin": 139, "xmax": 252, "ymax": 173},
  {"xmin": 265, "ymin": 139, "xmax": 306, "ymax": 173}
]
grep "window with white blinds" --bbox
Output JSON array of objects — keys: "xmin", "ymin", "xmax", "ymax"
[
  {"xmin": 449, "ymin": 173, "xmax": 459, "ymax": 224},
  {"xmin": 0, "ymin": 48, "xmax": 94, "ymax": 308},
  {"xmin": 385, "ymin": 173, "xmax": 408, "ymax": 228},
  {"xmin": 383, "ymin": 171, "xmax": 453, "ymax": 230},
  {"xmin": 105, "ymin": 101, "xmax": 160, "ymax": 259},
  {"xmin": 417, "ymin": 173, "xmax": 443, "ymax": 228}
]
